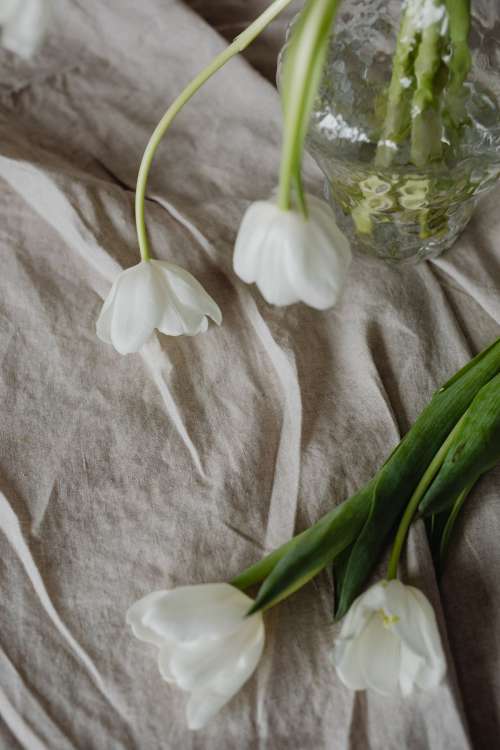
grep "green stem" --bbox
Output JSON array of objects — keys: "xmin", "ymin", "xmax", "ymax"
[
  {"xmin": 134, "ymin": 0, "xmax": 296, "ymax": 261},
  {"xmin": 293, "ymin": 172, "xmax": 308, "ymax": 218},
  {"xmin": 277, "ymin": 0, "xmax": 340, "ymax": 212},
  {"xmin": 387, "ymin": 413, "xmax": 466, "ymax": 580},
  {"xmin": 410, "ymin": 0, "xmax": 448, "ymax": 168},
  {"xmin": 444, "ymin": 0, "xmax": 471, "ymax": 92},
  {"xmin": 375, "ymin": 1, "xmax": 420, "ymax": 168},
  {"xmin": 443, "ymin": 0, "xmax": 472, "ymax": 134}
]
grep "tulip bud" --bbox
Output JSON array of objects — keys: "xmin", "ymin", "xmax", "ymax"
[{"xmin": 96, "ymin": 260, "xmax": 221, "ymax": 355}]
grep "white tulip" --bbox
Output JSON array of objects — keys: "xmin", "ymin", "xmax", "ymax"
[
  {"xmin": 333, "ymin": 580, "xmax": 446, "ymax": 697},
  {"xmin": 96, "ymin": 260, "xmax": 222, "ymax": 355},
  {"xmin": 233, "ymin": 194, "xmax": 351, "ymax": 309},
  {"xmin": 127, "ymin": 583, "xmax": 265, "ymax": 730},
  {"xmin": 0, "ymin": 0, "xmax": 51, "ymax": 58}
]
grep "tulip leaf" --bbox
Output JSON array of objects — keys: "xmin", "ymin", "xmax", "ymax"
[
  {"xmin": 332, "ymin": 541, "xmax": 356, "ymax": 617},
  {"xmin": 437, "ymin": 482, "xmax": 473, "ymax": 563},
  {"xmin": 426, "ymin": 480, "xmax": 474, "ymax": 574},
  {"xmin": 336, "ymin": 344, "xmax": 500, "ymax": 619},
  {"xmin": 249, "ymin": 338, "xmax": 500, "ymax": 619},
  {"xmin": 247, "ymin": 483, "xmax": 374, "ymax": 615},
  {"xmin": 419, "ymin": 372, "xmax": 500, "ymax": 516},
  {"xmin": 437, "ymin": 337, "xmax": 500, "ymax": 393}
]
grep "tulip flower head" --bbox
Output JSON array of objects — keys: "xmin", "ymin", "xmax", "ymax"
[
  {"xmin": 333, "ymin": 580, "xmax": 446, "ymax": 697},
  {"xmin": 127, "ymin": 583, "xmax": 265, "ymax": 730},
  {"xmin": 233, "ymin": 194, "xmax": 351, "ymax": 309},
  {"xmin": 0, "ymin": 0, "xmax": 51, "ymax": 58},
  {"xmin": 96, "ymin": 260, "xmax": 222, "ymax": 355}
]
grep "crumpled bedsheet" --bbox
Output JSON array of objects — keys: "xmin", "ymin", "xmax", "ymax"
[{"xmin": 0, "ymin": 1, "xmax": 499, "ymax": 748}]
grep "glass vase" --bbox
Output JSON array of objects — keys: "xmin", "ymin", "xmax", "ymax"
[{"xmin": 280, "ymin": 0, "xmax": 500, "ymax": 264}]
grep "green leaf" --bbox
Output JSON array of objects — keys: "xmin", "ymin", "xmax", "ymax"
[
  {"xmin": 438, "ymin": 482, "xmax": 473, "ymax": 568},
  {"xmin": 332, "ymin": 541, "xmax": 356, "ymax": 618},
  {"xmin": 336, "ymin": 342, "xmax": 500, "ymax": 618},
  {"xmin": 419, "ymin": 372, "xmax": 500, "ymax": 516},
  {"xmin": 426, "ymin": 511, "xmax": 446, "ymax": 565},
  {"xmin": 250, "ymin": 338, "xmax": 500, "ymax": 618},
  {"xmin": 247, "ymin": 481, "xmax": 375, "ymax": 615},
  {"xmin": 438, "ymin": 337, "xmax": 500, "ymax": 393}
]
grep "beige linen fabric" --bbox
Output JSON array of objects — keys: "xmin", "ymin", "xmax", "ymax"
[{"xmin": 0, "ymin": 1, "xmax": 499, "ymax": 748}]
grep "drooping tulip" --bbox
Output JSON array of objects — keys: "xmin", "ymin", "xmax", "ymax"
[
  {"xmin": 233, "ymin": 194, "xmax": 351, "ymax": 310},
  {"xmin": 96, "ymin": 260, "xmax": 222, "ymax": 355}
]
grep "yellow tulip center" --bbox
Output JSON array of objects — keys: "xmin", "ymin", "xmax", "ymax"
[{"xmin": 378, "ymin": 609, "xmax": 400, "ymax": 628}]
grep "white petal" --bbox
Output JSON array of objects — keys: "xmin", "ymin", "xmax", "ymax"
[
  {"xmin": 387, "ymin": 581, "xmax": 446, "ymax": 682},
  {"xmin": 109, "ymin": 262, "xmax": 163, "ymax": 354},
  {"xmin": 96, "ymin": 278, "xmax": 119, "ymax": 345},
  {"xmin": 233, "ymin": 201, "xmax": 277, "ymax": 283},
  {"xmin": 183, "ymin": 618, "xmax": 264, "ymax": 730},
  {"xmin": 400, "ymin": 586, "xmax": 446, "ymax": 690},
  {"xmin": 141, "ymin": 583, "xmax": 255, "ymax": 644},
  {"xmin": 1, "ymin": 0, "xmax": 50, "ymax": 58},
  {"xmin": 334, "ymin": 582, "xmax": 390, "ymax": 691},
  {"xmin": 333, "ymin": 637, "xmax": 368, "ymax": 691},
  {"xmin": 126, "ymin": 591, "xmax": 171, "ymax": 647},
  {"xmin": 384, "ymin": 581, "xmax": 427, "ymax": 659},
  {"xmin": 336, "ymin": 581, "xmax": 389, "ymax": 640},
  {"xmin": 357, "ymin": 614, "xmax": 401, "ymax": 696},
  {"xmin": 399, "ymin": 643, "xmax": 426, "ymax": 696},
  {"xmin": 158, "ymin": 643, "xmax": 176, "ymax": 683},
  {"xmin": 212, "ymin": 618, "xmax": 264, "ymax": 695},
  {"xmin": 234, "ymin": 201, "xmax": 301, "ymax": 305},
  {"xmin": 169, "ymin": 616, "xmax": 264, "ymax": 692},
  {"xmin": 157, "ymin": 297, "xmax": 205, "ymax": 337},
  {"xmin": 254, "ymin": 224, "xmax": 302, "ymax": 306},
  {"xmin": 286, "ymin": 197, "xmax": 351, "ymax": 310},
  {"xmin": 152, "ymin": 261, "xmax": 221, "ymax": 335},
  {"xmin": 165, "ymin": 264, "xmax": 222, "ymax": 325}
]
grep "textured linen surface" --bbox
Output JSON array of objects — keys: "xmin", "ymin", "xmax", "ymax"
[{"xmin": 0, "ymin": 1, "xmax": 499, "ymax": 749}]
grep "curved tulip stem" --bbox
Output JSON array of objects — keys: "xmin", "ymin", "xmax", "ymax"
[
  {"xmin": 387, "ymin": 413, "xmax": 466, "ymax": 580},
  {"xmin": 277, "ymin": 0, "xmax": 340, "ymax": 214},
  {"xmin": 135, "ymin": 0, "xmax": 296, "ymax": 261}
]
